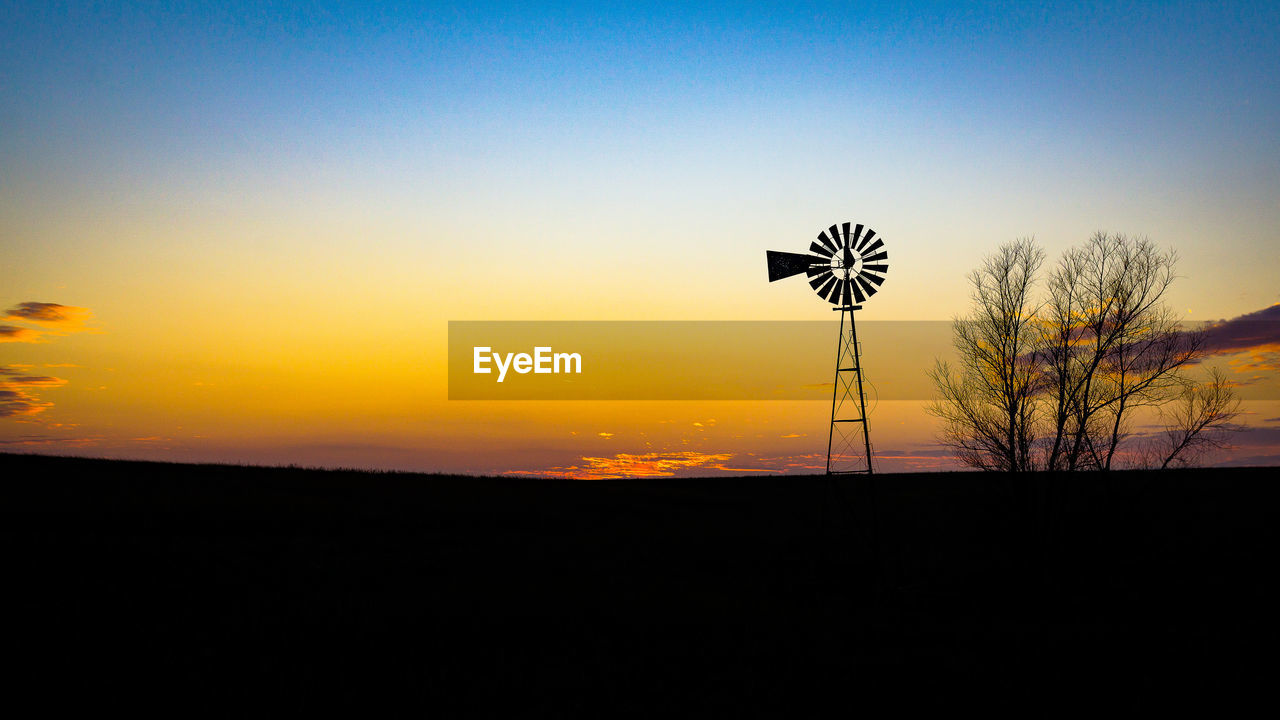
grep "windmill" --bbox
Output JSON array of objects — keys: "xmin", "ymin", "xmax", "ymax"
[{"xmin": 767, "ymin": 222, "xmax": 888, "ymax": 474}]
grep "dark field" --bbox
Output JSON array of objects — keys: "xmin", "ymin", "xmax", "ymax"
[{"xmin": 3, "ymin": 452, "xmax": 1276, "ymax": 715}]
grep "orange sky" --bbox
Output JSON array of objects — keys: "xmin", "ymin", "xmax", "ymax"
[{"xmin": 3, "ymin": 298, "xmax": 1278, "ymax": 476}]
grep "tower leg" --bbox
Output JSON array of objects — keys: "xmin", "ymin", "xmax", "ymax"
[{"xmin": 826, "ymin": 305, "xmax": 874, "ymax": 475}]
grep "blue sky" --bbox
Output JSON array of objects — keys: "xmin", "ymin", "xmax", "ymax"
[{"xmin": 5, "ymin": 1, "xmax": 1278, "ymax": 320}]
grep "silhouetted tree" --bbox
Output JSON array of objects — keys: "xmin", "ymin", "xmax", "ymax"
[
  {"xmin": 1038, "ymin": 233, "xmax": 1205, "ymax": 470},
  {"xmin": 928, "ymin": 239, "xmax": 1043, "ymax": 472},
  {"xmin": 931, "ymin": 233, "xmax": 1239, "ymax": 472},
  {"xmin": 1156, "ymin": 367, "xmax": 1242, "ymax": 469}
]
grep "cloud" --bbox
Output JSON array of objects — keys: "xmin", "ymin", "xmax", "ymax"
[
  {"xmin": 1203, "ymin": 303, "xmax": 1280, "ymax": 353},
  {"xmin": 1013, "ymin": 303, "xmax": 1280, "ymax": 374},
  {"xmin": 1226, "ymin": 352, "xmax": 1280, "ymax": 375},
  {"xmin": 516, "ymin": 451, "xmax": 783, "ymax": 480},
  {"xmin": 0, "ymin": 325, "xmax": 42, "ymax": 343},
  {"xmin": 0, "ymin": 301, "xmax": 94, "ymax": 419},
  {"xmin": 1215, "ymin": 453, "xmax": 1280, "ymax": 468},
  {"xmin": 0, "ymin": 387, "xmax": 54, "ymax": 418},
  {"xmin": 1228, "ymin": 425, "xmax": 1280, "ymax": 446},
  {"xmin": 3, "ymin": 302, "xmax": 93, "ymax": 327},
  {"xmin": 3, "ymin": 375, "xmax": 68, "ymax": 387},
  {"xmin": 0, "ymin": 367, "xmax": 69, "ymax": 420},
  {"xmin": 1, "ymin": 302, "xmax": 96, "ymax": 344},
  {"xmin": 874, "ymin": 446, "xmax": 963, "ymax": 458},
  {"xmin": 1200, "ymin": 303, "xmax": 1280, "ymax": 373},
  {"xmin": 0, "ymin": 433, "xmax": 99, "ymax": 448},
  {"xmin": 1203, "ymin": 303, "xmax": 1274, "ymax": 353}
]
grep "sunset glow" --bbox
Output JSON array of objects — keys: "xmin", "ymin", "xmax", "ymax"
[{"xmin": 4, "ymin": 2, "xmax": 1279, "ymax": 474}]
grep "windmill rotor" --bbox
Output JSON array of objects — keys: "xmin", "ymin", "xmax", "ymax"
[{"xmin": 766, "ymin": 222, "xmax": 889, "ymax": 306}]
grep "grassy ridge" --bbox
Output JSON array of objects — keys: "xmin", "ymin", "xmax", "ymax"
[{"xmin": 2, "ymin": 452, "xmax": 1276, "ymax": 715}]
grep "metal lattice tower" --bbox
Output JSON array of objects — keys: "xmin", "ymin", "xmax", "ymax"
[
  {"xmin": 766, "ymin": 221, "xmax": 888, "ymax": 475},
  {"xmin": 827, "ymin": 303, "xmax": 873, "ymax": 474}
]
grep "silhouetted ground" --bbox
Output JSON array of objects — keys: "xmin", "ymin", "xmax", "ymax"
[{"xmin": 2, "ymin": 452, "xmax": 1276, "ymax": 715}]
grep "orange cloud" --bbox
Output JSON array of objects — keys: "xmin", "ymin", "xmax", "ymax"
[
  {"xmin": 1226, "ymin": 346, "xmax": 1280, "ymax": 374},
  {"xmin": 0, "ymin": 386, "xmax": 54, "ymax": 418},
  {"xmin": 0, "ymin": 301, "xmax": 94, "ymax": 419},
  {"xmin": 0, "ymin": 325, "xmax": 42, "ymax": 343},
  {"xmin": 0, "ymin": 434, "xmax": 99, "ymax": 448},
  {"xmin": 517, "ymin": 451, "xmax": 783, "ymax": 480},
  {"xmin": 0, "ymin": 367, "xmax": 69, "ymax": 420},
  {"xmin": 3, "ymin": 302, "xmax": 93, "ymax": 327},
  {"xmin": 1, "ymin": 302, "xmax": 96, "ymax": 344}
]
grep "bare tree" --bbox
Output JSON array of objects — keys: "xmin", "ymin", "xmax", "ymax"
[
  {"xmin": 932, "ymin": 233, "xmax": 1239, "ymax": 472},
  {"xmin": 1041, "ymin": 234, "xmax": 1203, "ymax": 470},
  {"xmin": 1157, "ymin": 367, "xmax": 1242, "ymax": 468},
  {"xmin": 928, "ymin": 239, "xmax": 1043, "ymax": 472},
  {"xmin": 1035, "ymin": 244, "xmax": 1088, "ymax": 471}
]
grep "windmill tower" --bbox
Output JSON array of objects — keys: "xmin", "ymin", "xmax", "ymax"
[{"xmin": 767, "ymin": 222, "xmax": 889, "ymax": 474}]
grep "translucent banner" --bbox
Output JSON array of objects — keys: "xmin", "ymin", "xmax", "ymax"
[{"xmin": 448, "ymin": 320, "xmax": 1280, "ymax": 401}]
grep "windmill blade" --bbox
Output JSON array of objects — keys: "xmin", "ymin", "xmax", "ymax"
[
  {"xmin": 809, "ymin": 241, "xmax": 834, "ymax": 258},
  {"xmin": 859, "ymin": 270, "xmax": 885, "ymax": 286},
  {"xmin": 809, "ymin": 270, "xmax": 834, "ymax": 290},
  {"xmin": 816, "ymin": 231, "xmax": 840, "ymax": 255},
  {"xmin": 860, "ymin": 238, "xmax": 884, "ymax": 256},
  {"xmin": 815, "ymin": 274, "xmax": 839, "ymax": 300},
  {"xmin": 829, "ymin": 225, "xmax": 844, "ymax": 250},
  {"xmin": 848, "ymin": 276, "xmax": 866, "ymax": 304},
  {"xmin": 850, "ymin": 223, "xmax": 864, "ymax": 249},
  {"xmin": 838, "ymin": 277, "xmax": 856, "ymax": 305},
  {"xmin": 863, "ymin": 250, "xmax": 888, "ymax": 263},
  {"xmin": 841, "ymin": 222, "xmax": 851, "ymax": 247},
  {"xmin": 824, "ymin": 274, "xmax": 844, "ymax": 302},
  {"xmin": 826, "ymin": 277, "xmax": 848, "ymax": 305},
  {"xmin": 856, "ymin": 228, "xmax": 877, "ymax": 252},
  {"xmin": 807, "ymin": 264, "xmax": 832, "ymax": 278},
  {"xmin": 766, "ymin": 251, "xmax": 827, "ymax": 282},
  {"xmin": 862, "ymin": 263, "xmax": 888, "ymax": 273},
  {"xmin": 855, "ymin": 275, "xmax": 878, "ymax": 297}
]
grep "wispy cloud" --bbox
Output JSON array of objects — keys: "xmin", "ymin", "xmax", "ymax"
[
  {"xmin": 1208, "ymin": 423, "xmax": 1280, "ymax": 467},
  {"xmin": 3, "ymin": 302, "xmax": 93, "ymax": 327},
  {"xmin": 0, "ymin": 387, "xmax": 53, "ymax": 418},
  {"xmin": 0, "ymin": 301, "xmax": 94, "ymax": 420},
  {"xmin": 0, "ymin": 368, "xmax": 69, "ymax": 419},
  {"xmin": 0, "ymin": 325, "xmax": 41, "ymax": 343},
  {"xmin": 0, "ymin": 302, "xmax": 96, "ymax": 343},
  {"xmin": 0, "ymin": 433, "xmax": 100, "ymax": 448}
]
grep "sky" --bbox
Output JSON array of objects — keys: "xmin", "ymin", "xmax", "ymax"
[{"xmin": 3, "ymin": 1, "xmax": 1279, "ymax": 476}]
